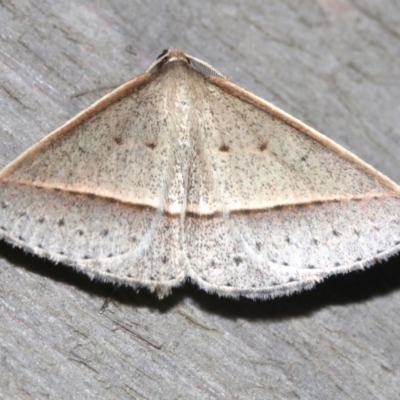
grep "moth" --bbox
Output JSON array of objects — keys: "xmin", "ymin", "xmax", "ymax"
[{"xmin": 1, "ymin": 49, "xmax": 399, "ymax": 298}]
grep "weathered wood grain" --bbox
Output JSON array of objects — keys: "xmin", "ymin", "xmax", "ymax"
[{"xmin": 1, "ymin": 0, "xmax": 400, "ymax": 398}]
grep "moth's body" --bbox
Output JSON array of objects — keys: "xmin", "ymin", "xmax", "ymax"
[{"xmin": 0, "ymin": 49, "xmax": 400, "ymax": 298}]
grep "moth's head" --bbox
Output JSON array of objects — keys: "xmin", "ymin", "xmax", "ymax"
[{"xmin": 146, "ymin": 49, "xmax": 227, "ymax": 79}]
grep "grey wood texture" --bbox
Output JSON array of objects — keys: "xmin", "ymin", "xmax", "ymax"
[{"xmin": 1, "ymin": 0, "xmax": 400, "ymax": 399}]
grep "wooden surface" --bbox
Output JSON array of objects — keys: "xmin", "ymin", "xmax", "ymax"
[{"xmin": 1, "ymin": 0, "xmax": 400, "ymax": 398}]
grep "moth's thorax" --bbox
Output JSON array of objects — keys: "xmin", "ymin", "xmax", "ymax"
[
  {"xmin": 157, "ymin": 62, "xmax": 206, "ymax": 144},
  {"xmin": 161, "ymin": 64, "xmax": 201, "ymax": 213}
]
